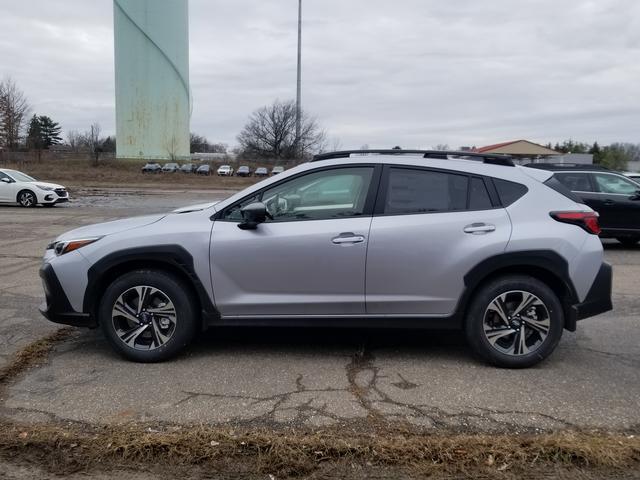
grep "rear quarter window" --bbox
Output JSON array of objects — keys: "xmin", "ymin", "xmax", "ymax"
[{"xmin": 494, "ymin": 179, "xmax": 528, "ymax": 207}]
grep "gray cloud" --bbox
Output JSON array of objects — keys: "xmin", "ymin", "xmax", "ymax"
[{"xmin": 1, "ymin": 0, "xmax": 639, "ymax": 149}]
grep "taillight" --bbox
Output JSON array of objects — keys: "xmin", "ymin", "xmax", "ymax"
[{"xmin": 550, "ymin": 211, "xmax": 601, "ymax": 235}]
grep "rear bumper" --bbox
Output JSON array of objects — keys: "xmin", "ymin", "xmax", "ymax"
[
  {"xmin": 567, "ymin": 262, "xmax": 613, "ymax": 329},
  {"xmin": 39, "ymin": 263, "xmax": 96, "ymax": 328}
]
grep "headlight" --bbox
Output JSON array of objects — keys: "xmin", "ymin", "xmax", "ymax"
[
  {"xmin": 36, "ymin": 184, "xmax": 54, "ymax": 191},
  {"xmin": 47, "ymin": 237, "xmax": 102, "ymax": 256}
]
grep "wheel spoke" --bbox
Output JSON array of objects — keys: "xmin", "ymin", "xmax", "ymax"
[
  {"xmin": 487, "ymin": 294, "xmax": 510, "ymax": 326},
  {"xmin": 484, "ymin": 327, "xmax": 517, "ymax": 345},
  {"xmin": 512, "ymin": 292, "xmax": 543, "ymax": 317},
  {"xmin": 112, "ymin": 298, "xmax": 139, "ymax": 324},
  {"xmin": 150, "ymin": 318, "xmax": 171, "ymax": 347},
  {"xmin": 514, "ymin": 326, "xmax": 530, "ymax": 355},
  {"xmin": 134, "ymin": 286, "xmax": 157, "ymax": 314},
  {"xmin": 522, "ymin": 317, "xmax": 550, "ymax": 336},
  {"xmin": 146, "ymin": 303, "xmax": 176, "ymax": 316},
  {"xmin": 120, "ymin": 324, "xmax": 149, "ymax": 347}
]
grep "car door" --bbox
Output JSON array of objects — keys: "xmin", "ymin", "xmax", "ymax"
[
  {"xmin": 210, "ymin": 165, "xmax": 379, "ymax": 317},
  {"xmin": 592, "ymin": 172, "xmax": 640, "ymax": 231},
  {"xmin": 0, "ymin": 172, "xmax": 15, "ymax": 202},
  {"xmin": 366, "ymin": 167, "xmax": 511, "ymax": 316}
]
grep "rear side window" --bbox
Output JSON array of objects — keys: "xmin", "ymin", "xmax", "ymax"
[
  {"xmin": 544, "ymin": 176, "xmax": 584, "ymax": 203},
  {"xmin": 494, "ymin": 179, "xmax": 528, "ymax": 206},
  {"xmin": 384, "ymin": 168, "xmax": 468, "ymax": 214},
  {"xmin": 554, "ymin": 172, "xmax": 594, "ymax": 192},
  {"xmin": 469, "ymin": 177, "xmax": 493, "ymax": 210}
]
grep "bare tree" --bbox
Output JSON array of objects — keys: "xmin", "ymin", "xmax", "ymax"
[
  {"xmin": 66, "ymin": 130, "xmax": 84, "ymax": 152},
  {"xmin": 237, "ymin": 99, "xmax": 326, "ymax": 162},
  {"xmin": 0, "ymin": 77, "xmax": 31, "ymax": 149},
  {"xmin": 87, "ymin": 123, "xmax": 102, "ymax": 166},
  {"xmin": 164, "ymin": 134, "xmax": 178, "ymax": 161}
]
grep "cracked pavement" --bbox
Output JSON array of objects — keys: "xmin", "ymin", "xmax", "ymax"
[{"xmin": 0, "ymin": 188, "xmax": 639, "ymax": 433}]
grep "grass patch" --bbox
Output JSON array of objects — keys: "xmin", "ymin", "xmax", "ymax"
[
  {"xmin": 0, "ymin": 328, "xmax": 74, "ymax": 387},
  {"xmin": 0, "ymin": 422, "xmax": 638, "ymax": 477},
  {"xmin": 1, "ymin": 159, "xmax": 262, "ymax": 190}
]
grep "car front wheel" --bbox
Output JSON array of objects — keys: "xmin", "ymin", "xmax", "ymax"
[
  {"xmin": 99, "ymin": 270, "xmax": 198, "ymax": 362},
  {"xmin": 17, "ymin": 190, "xmax": 37, "ymax": 207},
  {"xmin": 465, "ymin": 275, "xmax": 564, "ymax": 368}
]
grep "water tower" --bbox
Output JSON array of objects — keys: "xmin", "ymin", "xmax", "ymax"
[{"xmin": 113, "ymin": 0, "xmax": 190, "ymax": 160}]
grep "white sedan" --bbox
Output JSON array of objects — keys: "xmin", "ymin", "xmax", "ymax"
[
  {"xmin": 0, "ymin": 169, "xmax": 69, "ymax": 207},
  {"xmin": 217, "ymin": 165, "xmax": 234, "ymax": 176}
]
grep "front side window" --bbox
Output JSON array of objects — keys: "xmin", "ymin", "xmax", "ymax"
[
  {"xmin": 222, "ymin": 167, "xmax": 374, "ymax": 222},
  {"xmin": 593, "ymin": 173, "xmax": 639, "ymax": 195},
  {"xmin": 384, "ymin": 168, "xmax": 468, "ymax": 214},
  {"xmin": 554, "ymin": 173, "xmax": 594, "ymax": 192},
  {"xmin": 5, "ymin": 170, "xmax": 35, "ymax": 182}
]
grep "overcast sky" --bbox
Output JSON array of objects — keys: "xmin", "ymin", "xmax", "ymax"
[{"xmin": 1, "ymin": 0, "xmax": 639, "ymax": 149}]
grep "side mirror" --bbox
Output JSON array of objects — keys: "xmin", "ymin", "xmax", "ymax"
[
  {"xmin": 238, "ymin": 202, "xmax": 269, "ymax": 230},
  {"xmin": 0, "ymin": 178, "xmax": 11, "ymax": 184},
  {"xmin": 630, "ymin": 190, "xmax": 640, "ymax": 201}
]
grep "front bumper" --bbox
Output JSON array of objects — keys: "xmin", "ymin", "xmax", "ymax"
[
  {"xmin": 567, "ymin": 262, "xmax": 613, "ymax": 329},
  {"xmin": 39, "ymin": 263, "xmax": 96, "ymax": 328}
]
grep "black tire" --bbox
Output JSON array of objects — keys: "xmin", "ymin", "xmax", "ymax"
[
  {"xmin": 464, "ymin": 275, "xmax": 564, "ymax": 368},
  {"xmin": 17, "ymin": 190, "xmax": 37, "ymax": 208},
  {"xmin": 616, "ymin": 236, "xmax": 640, "ymax": 247},
  {"xmin": 99, "ymin": 270, "xmax": 198, "ymax": 362}
]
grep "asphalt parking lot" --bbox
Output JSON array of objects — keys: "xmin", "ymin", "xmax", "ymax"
[{"xmin": 0, "ymin": 188, "xmax": 639, "ymax": 433}]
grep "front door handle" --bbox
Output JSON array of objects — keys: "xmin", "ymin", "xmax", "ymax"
[
  {"xmin": 332, "ymin": 232, "xmax": 365, "ymax": 244},
  {"xmin": 464, "ymin": 223, "xmax": 496, "ymax": 235},
  {"xmin": 603, "ymin": 199, "xmax": 615, "ymax": 206}
]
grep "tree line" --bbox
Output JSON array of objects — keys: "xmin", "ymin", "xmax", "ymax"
[{"xmin": 2, "ymin": 76, "xmax": 638, "ymax": 169}]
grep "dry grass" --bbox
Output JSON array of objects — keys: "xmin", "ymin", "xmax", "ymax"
[
  {"xmin": 1, "ymin": 159, "xmax": 260, "ymax": 190},
  {"xmin": 0, "ymin": 422, "xmax": 638, "ymax": 477},
  {"xmin": 0, "ymin": 328, "xmax": 74, "ymax": 386}
]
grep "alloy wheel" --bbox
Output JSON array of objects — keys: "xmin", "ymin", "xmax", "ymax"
[
  {"xmin": 111, "ymin": 286, "xmax": 177, "ymax": 350},
  {"xmin": 19, "ymin": 191, "xmax": 35, "ymax": 207},
  {"xmin": 482, "ymin": 290, "xmax": 550, "ymax": 356}
]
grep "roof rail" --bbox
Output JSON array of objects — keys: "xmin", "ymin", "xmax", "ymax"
[
  {"xmin": 312, "ymin": 149, "xmax": 515, "ymax": 167},
  {"xmin": 524, "ymin": 163, "xmax": 609, "ymax": 171}
]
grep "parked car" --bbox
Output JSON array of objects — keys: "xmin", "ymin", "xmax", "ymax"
[
  {"xmin": 236, "ymin": 166, "xmax": 252, "ymax": 177},
  {"xmin": 162, "ymin": 163, "xmax": 180, "ymax": 173},
  {"xmin": 217, "ymin": 165, "xmax": 234, "ymax": 176},
  {"xmin": 196, "ymin": 164, "xmax": 211, "ymax": 176},
  {"xmin": 141, "ymin": 163, "xmax": 162, "ymax": 174},
  {"xmin": 0, "ymin": 168, "xmax": 69, "ymax": 207},
  {"xmin": 525, "ymin": 163, "xmax": 640, "ymax": 246},
  {"xmin": 40, "ymin": 149, "xmax": 612, "ymax": 367},
  {"xmin": 181, "ymin": 163, "xmax": 197, "ymax": 173},
  {"xmin": 255, "ymin": 167, "xmax": 269, "ymax": 177},
  {"xmin": 271, "ymin": 166, "xmax": 285, "ymax": 175},
  {"xmin": 623, "ymin": 171, "xmax": 640, "ymax": 182}
]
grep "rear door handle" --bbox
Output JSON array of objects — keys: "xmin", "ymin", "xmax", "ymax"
[
  {"xmin": 603, "ymin": 200, "xmax": 615, "ymax": 206},
  {"xmin": 332, "ymin": 232, "xmax": 365, "ymax": 244},
  {"xmin": 464, "ymin": 223, "xmax": 496, "ymax": 235}
]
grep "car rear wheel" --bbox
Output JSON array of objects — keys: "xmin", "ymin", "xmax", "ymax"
[
  {"xmin": 616, "ymin": 236, "xmax": 640, "ymax": 247},
  {"xmin": 17, "ymin": 190, "xmax": 37, "ymax": 207},
  {"xmin": 99, "ymin": 270, "xmax": 198, "ymax": 362},
  {"xmin": 465, "ymin": 275, "xmax": 564, "ymax": 368}
]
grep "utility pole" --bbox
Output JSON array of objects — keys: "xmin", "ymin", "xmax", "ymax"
[{"xmin": 295, "ymin": 0, "xmax": 302, "ymax": 159}]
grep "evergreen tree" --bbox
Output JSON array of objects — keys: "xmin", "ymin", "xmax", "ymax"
[
  {"xmin": 38, "ymin": 115, "xmax": 62, "ymax": 147},
  {"xmin": 26, "ymin": 114, "xmax": 44, "ymax": 150}
]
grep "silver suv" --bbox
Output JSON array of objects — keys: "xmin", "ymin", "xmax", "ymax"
[{"xmin": 40, "ymin": 150, "xmax": 612, "ymax": 367}]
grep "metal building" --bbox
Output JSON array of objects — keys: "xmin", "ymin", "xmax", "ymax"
[{"xmin": 113, "ymin": 0, "xmax": 190, "ymax": 160}]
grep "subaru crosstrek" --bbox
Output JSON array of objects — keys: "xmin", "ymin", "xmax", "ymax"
[{"xmin": 40, "ymin": 150, "xmax": 612, "ymax": 368}]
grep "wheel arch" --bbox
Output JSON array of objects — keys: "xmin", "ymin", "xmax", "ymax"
[
  {"xmin": 84, "ymin": 245, "xmax": 218, "ymax": 329},
  {"xmin": 456, "ymin": 250, "xmax": 579, "ymax": 332}
]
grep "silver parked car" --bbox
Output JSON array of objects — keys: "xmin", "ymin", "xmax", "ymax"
[{"xmin": 40, "ymin": 150, "xmax": 612, "ymax": 367}]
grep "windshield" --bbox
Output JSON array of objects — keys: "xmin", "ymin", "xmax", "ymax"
[{"xmin": 6, "ymin": 170, "xmax": 36, "ymax": 182}]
